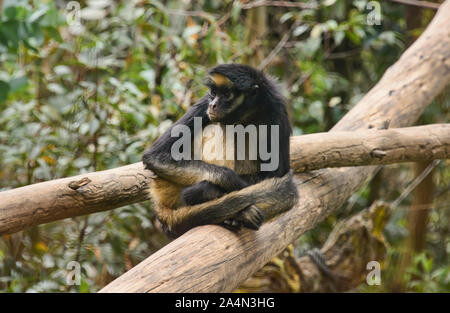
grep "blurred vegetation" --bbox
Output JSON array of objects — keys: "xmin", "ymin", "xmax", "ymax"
[{"xmin": 0, "ymin": 0, "xmax": 448, "ymax": 292}]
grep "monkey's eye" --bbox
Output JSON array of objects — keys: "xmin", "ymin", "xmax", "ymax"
[
  {"xmin": 209, "ymin": 90, "xmax": 216, "ymax": 98},
  {"xmin": 225, "ymin": 91, "xmax": 234, "ymax": 101}
]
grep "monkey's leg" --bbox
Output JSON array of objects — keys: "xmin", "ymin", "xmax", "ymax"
[
  {"xmin": 180, "ymin": 181, "xmax": 225, "ymax": 205},
  {"xmin": 247, "ymin": 173, "xmax": 298, "ymax": 219},
  {"xmin": 181, "ymin": 180, "xmax": 267, "ymax": 230},
  {"xmin": 228, "ymin": 172, "xmax": 298, "ymax": 230},
  {"xmin": 160, "ymin": 171, "xmax": 298, "ymax": 237}
]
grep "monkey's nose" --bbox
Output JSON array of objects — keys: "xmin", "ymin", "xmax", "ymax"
[{"xmin": 209, "ymin": 96, "xmax": 219, "ymax": 110}]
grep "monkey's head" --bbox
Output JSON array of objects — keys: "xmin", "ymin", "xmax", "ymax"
[{"xmin": 205, "ymin": 64, "xmax": 267, "ymax": 123}]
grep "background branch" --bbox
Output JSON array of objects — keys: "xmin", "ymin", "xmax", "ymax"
[
  {"xmin": 241, "ymin": 1, "xmax": 318, "ymax": 10},
  {"xmin": 388, "ymin": 0, "xmax": 441, "ymax": 10}
]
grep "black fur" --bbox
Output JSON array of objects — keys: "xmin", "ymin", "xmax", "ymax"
[{"xmin": 181, "ymin": 181, "xmax": 225, "ymax": 206}]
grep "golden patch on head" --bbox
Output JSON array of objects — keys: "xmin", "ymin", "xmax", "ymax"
[{"xmin": 210, "ymin": 73, "xmax": 232, "ymax": 87}]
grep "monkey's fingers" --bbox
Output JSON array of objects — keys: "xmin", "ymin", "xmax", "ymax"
[
  {"xmin": 222, "ymin": 219, "xmax": 242, "ymax": 231},
  {"xmin": 235, "ymin": 205, "xmax": 265, "ymax": 230}
]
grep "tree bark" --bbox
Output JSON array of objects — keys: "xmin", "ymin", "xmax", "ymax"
[
  {"xmin": 1, "ymin": 124, "xmax": 449, "ymax": 235},
  {"xmin": 98, "ymin": 1, "xmax": 450, "ymax": 293},
  {"xmin": 409, "ymin": 161, "xmax": 434, "ymax": 252},
  {"xmin": 0, "ymin": 163, "xmax": 152, "ymax": 235},
  {"xmin": 243, "ymin": 5, "xmax": 267, "ymax": 67},
  {"xmin": 389, "ymin": 0, "xmax": 441, "ymax": 10},
  {"xmin": 290, "ymin": 124, "xmax": 450, "ymax": 172}
]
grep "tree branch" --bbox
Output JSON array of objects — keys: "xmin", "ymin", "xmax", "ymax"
[
  {"xmin": 290, "ymin": 124, "xmax": 450, "ymax": 172},
  {"xmin": 241, "ymin": 1, "xmax": 318, "ymax": 10},
  {"xmin": 0, "ymin": 163, "xmax": 152, "ymax": 235},
  {"xmin": 388, "ymin": 0, "xmax": 441, "ymax": 10}
]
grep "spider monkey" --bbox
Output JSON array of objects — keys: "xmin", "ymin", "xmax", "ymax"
[{"xmin": 143, "ymin": 64, "xmax": 298, "ymax": 238}]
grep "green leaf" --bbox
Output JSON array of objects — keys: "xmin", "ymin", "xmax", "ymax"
[
  {"xmin": 89, "ymin": 118, "xmax": 100, "ymax": 135},
  {"xmin": 140, "ymin": 69, "xmax": 155, "ymax": 89},
  {"xmin": 28, "ymin": 6, "xmax": 49, "ymax": 24},
  {"xmin": 231, "ymin": 1, "xmax": 242, "ymax": 22},
  {"xmin": 323, "ymin": 0, "xmax": 337, "ymax": 6},
  {"xmin": 326, "ymin": 20, "xmax": 338, "ymax": 31},
  {"xmin": 334, "ymin": 31, "xmax": 345, "ymax": 46},
  {"xmin": 308, "ymin": 100, "xmax": 324, "ymax": 121},
  {"xmin": 310, "ymin": 24, "xmax": 323, "ymax": 38},
  {"xmin": 54, "ymin": 65, "xmax": 72, "ymax": 76},
  {"xmin": 9, "ymin": 76, "xmax": 28, "ymax": 92},
  {"xmin": 346, "ymin": 30, "xmax": 361, "ymax": 45},
  {"xmin": 79, "ymin": 279, "xmax": 90, "ymax": 293},
  {"xmin": 0, "ymin": 80, "xmax": 10, "ymax": 102},
  {"xmin": 183, "ymin": 25, "xmax": 201, "ymax": 39},
  {"xmin": 293, "ymin": 24, "xmax": 309, "ymax": 37},
  {"xmin": 47, "ymin": 83, "xmax": 65, "ymax": 94},
  {"xmin": 301, "ymin": 37, "xmax": 321, "ymax": 57},
  {"xmin": 280, "ymin": 12, "xmax": 293, "ymax": 24},
  {"xmin": 328, "ymin": 96, "xmax": 341, "ymax": 107},
  {"xmin": 2, "ymin": 6, "xmax": 17, "ymax": 20},
  {"xmin": 44, "ymin": 26, "xmax": 62, "ymax": 42},
  {"xmin": 123, "ymin": 82, "xmax": 143, "ymax": 97},
  {"xmin": 39, "ymin": 4, "xmax": 60, "ymax": 27},
  {"xmin": 74, "ymin": 157, "xmax": 91, "ymax": 168},
  {"xmin": 1, "ymin": 20, "xmax": 20, "ymax": 48},
  {"xmin": 80, "ymin": 123, "xmax": 90, "ymax": 135}
]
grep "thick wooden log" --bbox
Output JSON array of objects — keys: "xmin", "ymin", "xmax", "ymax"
[
  {"xmin": 290, "ymin": 124, "xmax": 450, "ymax": 172},
  {"xmin": 99, "ymin": 1, "xmax": 450, "ymax": 292}
]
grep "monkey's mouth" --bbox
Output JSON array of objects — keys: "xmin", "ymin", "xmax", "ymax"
[
  {"xmin": 208, "ymin": 112, "xmax": 218, "ymax": 121},
  {"xmin": 207, "ymin": 109, "xmax": 223, "ymax": 122}
]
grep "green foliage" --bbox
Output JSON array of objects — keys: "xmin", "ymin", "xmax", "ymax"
[
  {"xmin": 0, "ymin": 0, "xmax": 448, "ymax": 292},
  {"xmin": 407, "ymin": 253, "xmax": 450, "ymax": 292}
]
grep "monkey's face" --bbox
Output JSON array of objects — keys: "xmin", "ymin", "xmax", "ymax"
[
  {"xmin": 206, "ymin": 86, "xmax": 245, "ymax": 123},
  {"xmin": 205, "ymin": 73, "xmax": 254, "ymax": 123}
]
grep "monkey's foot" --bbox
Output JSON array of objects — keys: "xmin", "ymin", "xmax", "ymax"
[
  {"xmin": 222, "ymin": 219, "xmax": 242, "ymax": 231},
  {"xmin": 223, "ymin": 205, "xmax": 265, "ymax": 231},
  {"xmin": 237, "ymin": 205, "xmax": 265, "ymax": 230}
]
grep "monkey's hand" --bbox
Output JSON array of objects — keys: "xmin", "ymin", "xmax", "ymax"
[
  {"xmin": 223, "ymin": 205, "xmax": 265, "ymax": 231},
  {"xmin": 180, "ymin": 180, "xmax": 225, "ymax": 206}
]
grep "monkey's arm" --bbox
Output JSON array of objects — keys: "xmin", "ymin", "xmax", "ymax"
[
  {"xmin": 143, "ymin": 97, "xmax": 249, "ymax": 192},
  {"xmin": 180, "ymin": 180, "xmax": 225, "ymax": 205}
]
